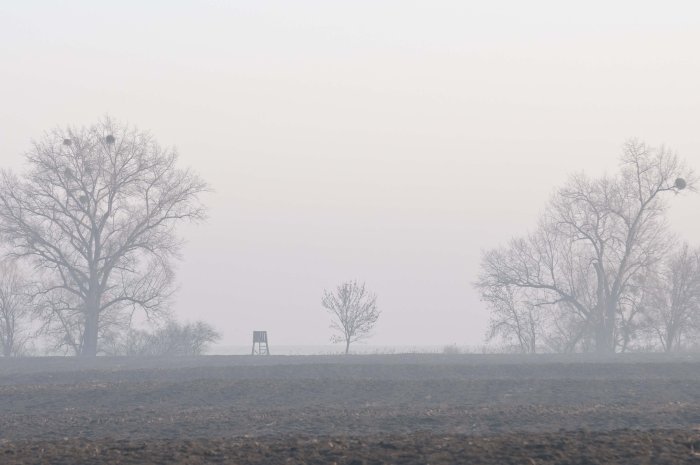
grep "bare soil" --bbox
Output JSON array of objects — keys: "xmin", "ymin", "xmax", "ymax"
[{"xmin": 2, "ymin": 353, "xmax": 700, "ymax": 463}]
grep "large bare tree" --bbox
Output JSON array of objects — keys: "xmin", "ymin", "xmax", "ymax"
[
  {"xmin": 0, "ymin": 259, "xmax": 32, "ymax": 356},
  {"xmin": 322, "ymin": 280, "xmax": 380, "ymax": 354},
  {"xmin": 0, "ymin": 118, "xmax": 208, "ymax": 356},
  {"xmin": 477, "ymin": 141, "xmax": 694, "ymax": 353}
]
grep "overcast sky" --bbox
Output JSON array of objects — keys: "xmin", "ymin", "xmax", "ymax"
[{"xmin": 1, "ymin": 1, "xmax": 699, "ymax": 349}]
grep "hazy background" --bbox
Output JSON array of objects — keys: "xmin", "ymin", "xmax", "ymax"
[{"xmin": 1, "ymin": 1, "xmax": 699, "ymax": 349}]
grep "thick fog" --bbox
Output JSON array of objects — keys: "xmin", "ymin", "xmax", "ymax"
[{"xmin": 1, "ymin": 1, "xmax": 699, "ymax": 349}]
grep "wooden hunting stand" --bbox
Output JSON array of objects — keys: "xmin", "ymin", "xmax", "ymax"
[{"xmin": 251, "ymin": 331, "xmax": 270, "ymax": 355}]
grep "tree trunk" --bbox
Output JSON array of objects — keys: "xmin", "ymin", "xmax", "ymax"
[
  {"xmin": 665, "ymin": 327, "xmax": 678, "ymax": 352},
  {"xmin": 345, "ymin": 339, "xmax": 350, "ymax": 355},
  {"xmin": 595, "ymin": 302, "xmax": 617, "ymax": 354},
  {"xmin": 82, "ymin": 295, "xmax": 99, "ymax": 356},
  {"xmin": 2, "ymin": 316, "xmax": 14, "ymax": 356}
]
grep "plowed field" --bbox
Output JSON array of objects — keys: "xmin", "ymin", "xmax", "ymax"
[{"xmin": 2, "ymin": 354, "xmax": 700, "ymax": 463}]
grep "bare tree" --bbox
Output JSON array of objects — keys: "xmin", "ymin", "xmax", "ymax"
[
  {"xmin": 477, "ymin": 141, "xmax": 695, "ymax": 353},
  {"xmin": 0, "ymin": 260, "xmax": 32, "ymax": 356},
  {"xmin": 0, "ymin": 118, "xmax": 208, "ymax": 356},
  {"xmin": 483, "ymin": 285, "xmax": 541, "ymax": 353},
  {"xmin": 322, "ymin": 280, "xmax": 380, "ymax": 354},
  {"xmin": 643, "ymin": 243, "xmax": 700, "ymax": 351}
]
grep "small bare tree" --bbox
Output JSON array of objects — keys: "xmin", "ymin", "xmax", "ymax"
[
  {"xmin": 0, "ymin": 118, "xmax": 208, "ymax": 356},
  {"xmin": 643, "ymin": 243, "xmax": 700, "ymax": 351},
  {"xmin": 322, "ymin": 280, "xmax": 380, "ymax": 354},
  {"xmin": 0, "ymin": 260, "xmax": 32, "ymax": 356},
  {"xmin": 483, "ymin": 285, "xmax": 541, "ymax": 353},
  {"xmin": 108, "ymin": 320, "xmax": 221, "ymax": 356}
]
